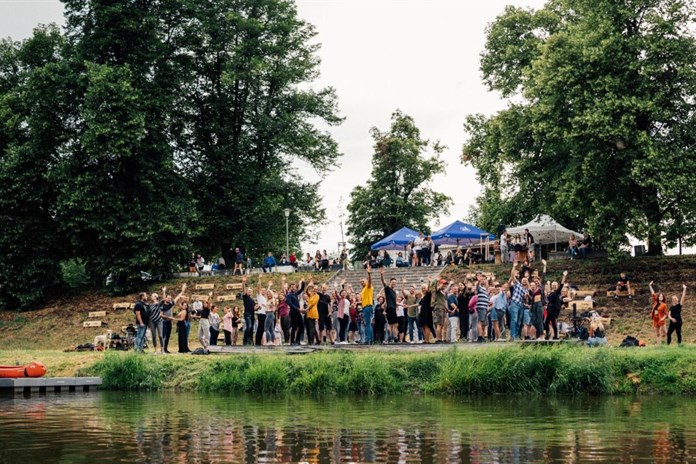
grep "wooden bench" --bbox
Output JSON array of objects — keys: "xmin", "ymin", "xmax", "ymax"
[
  {"xmin": 83, "ymin": 321, "xmax": 103, "ymax": 328},
  {"xmin": 607, "ymin": 288, "xmax": 635, "ymax": 297},
  {"xmin": 571, "ymin": 300, "xmax": 593, "ymax": 311},
  {"xmin": 216, "ymin": 294, "xmax": 237, "ymax": 302},
  {"xmin": 600, "ymin": 317, "xmax": 612, "ymax": 326},
  {"xmin": 225, "ymin": 283, "xmax": 243, "ymax": 291},
  {"xmin": 574, "ymin": 290, "xmax": 595, "ymax": 298},
  {"xmin": 88, "ymin": 311, "xmax": 107, "ymax": 318},
  {"xmin": 192, "ymin": 294, "xmax": 211, "ymax": 302},
  {"xmin": 195, "ymin": 283, "xmax": 215, "ymax": 290},
  {"xmin": 113, "ymin": 302, "xmax": 134, "ymax": 310}
]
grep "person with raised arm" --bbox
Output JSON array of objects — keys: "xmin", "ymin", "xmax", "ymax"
[
  {"xmin": 283, "ymin": 276, "xmax": 305, "ymax": 345},
  {"xmin": 380, "ymin": 268, "xmax": 399, "ymax": 343},
  {"xmin": 304, "ymin": 279, "xmax": 320, "ymax": 345},
  {"xmin": 543, "ymin": 260, "xmax": 567, "ymax": 340},
  {"xmin": 160, "ymin": 283, "xmax": 187, "ymax": 353},
  {"xmin": 508, "ymin": 262, "xmax": 527, "ymax": 341},
  {"xmin": 241, "ymin": 276, "xmax": 256, "ymax": 345},
  {"xmin": 649, "ymin": 281, "xmax": 669, "ymax": 345},
  {"xmin": 667, "ymin": 284, "xmax": 687, "ymax": 345},
  {"xmin": 360, "ymin": 264, "xmax": 375, "ymax": 344},
  {"xmin": 277, "ymin": 276, "xmax": 291, "ymax": 344}
]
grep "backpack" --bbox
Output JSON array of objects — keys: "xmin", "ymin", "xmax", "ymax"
[{"xmin": 620, "ymin": 336, "xmax": 640, "ymax": 347}]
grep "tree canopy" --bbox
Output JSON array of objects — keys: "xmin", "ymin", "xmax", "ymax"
[
  {"xmin": 463, "ymin": 0, "xmax": 696, "ymax": 255},
  {"xmin": 347, "ymin": 110, "xmax": 452, "ymax": 259},
  {"xmin": 0, "ymin": 0, "xmax": 341, "ymax": 309}
]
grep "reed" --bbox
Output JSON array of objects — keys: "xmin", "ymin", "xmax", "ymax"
[{"xmin": 88, "ymin": 345, "xmax": 696, "ymax": 395}]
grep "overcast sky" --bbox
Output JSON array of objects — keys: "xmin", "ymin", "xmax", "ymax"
[{"xmin": 1, "ymin": 0, "xmax": 548, "ymax": 255}]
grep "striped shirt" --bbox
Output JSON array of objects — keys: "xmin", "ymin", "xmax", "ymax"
[
  {"xmin": 510, "ymin": 281, "xmax": 526, "ymax": 306},
  {"xmin": 476, "ymin": 286, "xmax": 489, "ymax": 313},
  {"xmin": 148, "ymin": 302, "xmax": 162, "ymax": 324}
]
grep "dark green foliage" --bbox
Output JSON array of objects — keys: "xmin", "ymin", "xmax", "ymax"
[
  {"xmin": 0, "ymin": 0, "xmax": 341, "ymax": 307},
  {"xmin": 347, "ymin": 110, "xmax": 452, "ymax": 259},
  {"xmin": 464, "ymin": 0, "xmax": 696, "ymax": 255}
]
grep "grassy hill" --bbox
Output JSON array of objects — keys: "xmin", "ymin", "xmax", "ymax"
[
  {"xmin": 0, "ymin": 255, "xmax": 694, "ymax": 350},
  {"xmin": 0, "ymin": 272, "xmax": 328, "ymax": 351}
]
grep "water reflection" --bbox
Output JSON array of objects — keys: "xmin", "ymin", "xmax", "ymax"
[{"xmin": 0, "ymin": 393, "xmax": 694, "ymax": 463}]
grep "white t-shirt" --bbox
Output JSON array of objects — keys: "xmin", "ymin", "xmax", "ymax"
[
  {"xmin": 256, "ymin": 294, "xmax": 267, "ymax": 315},
  {"xmin": 396, "ymin": 305, "xmax": 405, "ymax": 318}
]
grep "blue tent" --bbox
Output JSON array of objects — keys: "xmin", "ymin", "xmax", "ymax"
[
  {"xmin": 371, "ymin": 227, "xmax": 420, "ymax": 250},
  {"xmin": 431, "ymin": 220, "xmax": 494, "ymax": 246}
]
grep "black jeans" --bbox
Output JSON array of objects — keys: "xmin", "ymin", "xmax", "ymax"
[
  {"xmin": 290, "ymin": 309, "xmax": 304, "ymax": 344},
  {"xmin": 224, "ymin": 329, "xmax": 232, "ymax": 345},
  {"xmin": 255, "ymin": 314, "xmax": 266, "ymax": 346},
  {"xmin": 280, "ymin": 315, "xmax": 291, "ymax": 344},
  {"xmin": 209, "ymin": 327, "xmax": 219, "ymax": 346},
  {"xmin": 305, "ymin": 317, "xmax": 316, "ymax": 345},
  {"xmin": 339, "ymin": 315, "xmax": 348, "ymax": 342},
  {"xmin": 243, "ymin": 313, "xmax": 255, "ymax": 345},
  {"xmin": 162, "ymin": 320, "xmax": 172, "ymax": 352},
  {"xmin": 667, "ymin": 321, "xmax": 682, "ymax": 344},
  {"xmin": 459, "ymin": 311, "xmax": 469, "ymax": 340},
  {"xmin": 176, "ymin": 321, "xmax": 189, "ymax": 353}
]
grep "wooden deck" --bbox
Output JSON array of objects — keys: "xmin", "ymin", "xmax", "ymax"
[{"xmin": 0, "ymin": 377, "xmax": 102, "ymax": 396}]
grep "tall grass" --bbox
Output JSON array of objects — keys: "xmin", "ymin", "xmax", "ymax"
[{"xmin": 89, "ymin": 346, "xmax": 696, "ymax": 395}]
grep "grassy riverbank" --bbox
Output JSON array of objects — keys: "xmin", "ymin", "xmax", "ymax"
[{"xmin": 3, "ymin": 345, "xmax": 696, "ymax": 395}]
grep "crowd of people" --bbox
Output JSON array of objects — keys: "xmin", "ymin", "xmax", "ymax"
[{"xmin": 129, "ymin": 258, "xmax": 688, "ymax": 353}]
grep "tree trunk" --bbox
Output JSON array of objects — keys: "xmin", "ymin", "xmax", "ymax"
[{"xmin": 644, "ymin": 192, "xmax": 663, "ymax": 256}]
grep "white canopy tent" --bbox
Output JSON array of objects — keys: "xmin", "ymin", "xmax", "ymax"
[{"xmin": 506, "ymin": 215, "xmax": 584, "ymax": 251}]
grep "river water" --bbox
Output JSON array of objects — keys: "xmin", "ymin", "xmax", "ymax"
[{"xmin": 0, "ymin": 392, "xmax": 694, "ymax": 463}]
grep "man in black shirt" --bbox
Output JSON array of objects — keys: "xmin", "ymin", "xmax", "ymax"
[
  {"xmin": 241, "ymin": 277, "xmax": 256, "ymax": 345},
  {"xmin": 544, "ymin": 261, "xmax": 567, "ymax": 340},
  {"xmin": 161, "ymin": 284, "xmax": 187, "ymax": 354},
  {"xmin": 285, "ymin": 279, "xmax": 306, "ymax": 345},
  {"xmin": 133, "ymin": 292, "xmax": 148, "ymax": 352},
  {"xmin": 380, "ymin": 268, "xmax": 399, "ymax": 343},
  {"xmin": 317, "ymin": 284, "xmax": 334, "ymax": 344}
]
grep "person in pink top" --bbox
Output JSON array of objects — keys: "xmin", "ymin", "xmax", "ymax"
[{"xmin": 222, "ymin": 307, "xmax": 233, "ymax": 345}]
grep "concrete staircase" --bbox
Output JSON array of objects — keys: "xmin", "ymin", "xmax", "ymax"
[{"xmin": 326, "ymin": 266, "xmax": 443, "ymax": 293}]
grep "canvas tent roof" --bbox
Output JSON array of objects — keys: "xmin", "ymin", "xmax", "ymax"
[
  {"xmin": 506, "ymin": 215, "xmax": 584, "ymax": 246},
  {"xmin": 371, "ymin": 227, "xmax": 420, "ymax": 251},
  {"xmin": 430, "ymin": 220, "xmax": 495, "ymax": 246}
]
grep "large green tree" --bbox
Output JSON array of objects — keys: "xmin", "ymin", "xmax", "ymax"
[
  {"xmin": 347, "ymin": 110, "xmax": 452, "ymax": 259},
  {"xmin": 463, "ymin": 0, "xmax": 696, "ymax": 254},
  {"xmin": 0, "ymin": 0, "xmax": 342, "ymax": 308},
  {"xmin": 178, "ymin": 0, "xmax": 342, "ymax": 263},
  {"xmin": 0, "ymin": 26, "xmax": 67, "ymax": 309}
]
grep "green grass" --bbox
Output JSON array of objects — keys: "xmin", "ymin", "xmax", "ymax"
[{"xmin": 81, "ymin": 345, "xmax": 696, "ymax": 395}]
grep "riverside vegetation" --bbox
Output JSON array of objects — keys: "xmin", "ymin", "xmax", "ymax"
[{"xmin": 22, "ymin": 345, "xmax": 694, "ymax": 396}]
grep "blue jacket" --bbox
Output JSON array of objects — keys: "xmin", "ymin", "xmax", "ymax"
[{"xmin": 263, "ymin": 256, "xmax": 277, "ymax": 267}]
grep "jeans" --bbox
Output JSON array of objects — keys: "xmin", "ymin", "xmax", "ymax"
[
  {"xmin": 209, "ymin": 327, "xmax": 219, "ymax": 345},
  {"xmin": 305, "ymin": 317, "xmax": 317, "ymax": 345},
  {"xmin": 162, "ymin": 320, "xmax": 172, "ymax": 352},
  {"xmin": 407, "ymin": 316, "xmax": 423, "ymax": 342},
  {"xmin": 243, "ymin": 313, "xmax": 255, "ymax": 345},
  {"xmin": 290, "ymin": 309, "xmax": 303, "ymax": 344},
  {"xmin": 148, "ymin": 319, "xmax": 163, "ymax": 350},
  {"xmin": 508, "ymin": 302, "xmax": 523, "ymax": 340},
  {"xmin": 569, "ymin": 247, "xmax": 577, "ymax": 259},
  {"xmin": 448, "ymin": 317, "xmax": 459, "ymax": 342},
  {"xmin": 135, "ymin": 324, "xmax": 147, "ymax": 352},
  {"xmin": 468, "ymin": 311, "xmax": 478, "ymax": 341},
  {"xmin": 198, "ymin": 318, "xmax": 210, "ymax": 350},
  {"xmin": 500, "ymin": 246, "xmax": 508, "ymax": 263},
  {"xmin": 362, "ymin": 305, "xmax": 374, "ymax": 343},
  {"xmin": 256, "ymin": 314, "xmax": 266, "ymax": 346},
  {"xmin": 264, "ymin": 312, "xmax": 276, "ymax": 344}
]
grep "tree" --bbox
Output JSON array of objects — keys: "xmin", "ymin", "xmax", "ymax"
[
  {"xmin": 177, "ymin": 0, "xmax": 342, "ymax": 264},
  {"xmin": 463, "ymin": 0, "xmax": 696, "ymax": 254},
  {"xmin": 347, "ymin": 110, "xmax": 452, "ymax": 259},
  {"xmin": 0, "ymin": 26, "xmax": 67, "ymax": 309}
]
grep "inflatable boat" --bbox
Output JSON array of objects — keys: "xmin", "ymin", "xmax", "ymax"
[{"xmin": 0, "ymin": 362, "xmax": 47, "ymax": 378}]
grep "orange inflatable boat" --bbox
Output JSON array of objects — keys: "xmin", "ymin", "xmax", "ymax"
[{"xmin": 0, "ymin": 362, "xmax": 47, "ymax": 378}]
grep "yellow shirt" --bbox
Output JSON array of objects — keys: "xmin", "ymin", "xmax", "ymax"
[
  {"xmin": 306, "ymin": 293, "xmax": 319, "ymax": 319},
  {"xmin": 360, "ymin": 283, "xmax": 373, "ymax": 308}
]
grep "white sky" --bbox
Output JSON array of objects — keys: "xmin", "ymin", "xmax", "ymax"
[{"xmin": 0, "ymin": 0, "xmax": 552, "ymax": 255}]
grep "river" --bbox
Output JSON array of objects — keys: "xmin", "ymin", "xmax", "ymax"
[{"xmin": 0, "ymin": 392, "xmax": 694, "ymax": 463}]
